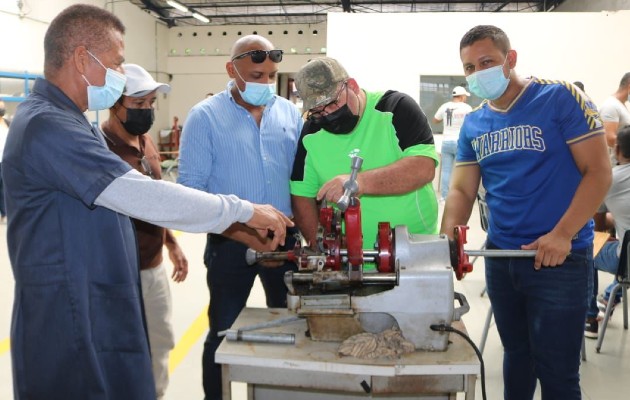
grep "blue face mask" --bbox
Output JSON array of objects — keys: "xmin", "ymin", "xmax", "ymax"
[
  {"xmin": 82, "ymin": 50, "xmax": 126, "ymax": 111},
  {"xmin": 232, "ymin": 64, "xmax": 276, "ymax": 106},
  {"xmin": 466, "ymin": 57, "xmax": 510, "ymax": 100}
]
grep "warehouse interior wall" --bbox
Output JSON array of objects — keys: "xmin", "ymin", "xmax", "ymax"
[
  {"xmin": 0, "ymin": 0, "xmax": 629, "ymax": 139},
  {"xmin": 326, "ymin": 10, "xmax": 630, "ymax": 110}
]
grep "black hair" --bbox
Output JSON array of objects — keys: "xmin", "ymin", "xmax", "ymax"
[
  {"xmin": 460, "ymin": 25, "xmax": 511, "ymax": 55},
  {"xmin": 617, "ymin": 125, "xmax": 630, "ymax": 159},
  {"xmin": 619, "ymin": 73, "xmax": 630, "ymax": 89},
  {"xmin": 44, "ymin": 4, "xmax": 125, "ymax": 78}
]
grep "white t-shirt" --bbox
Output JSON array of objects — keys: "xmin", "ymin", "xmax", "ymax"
[
  {"xmin": 599, "ymin": 96, "xmax": 630, "ymax": 165},
  {"xmin": 604, "ymin": 163, "xmax": 630, "ymax": 255},
  {"xmin": 0, "ymin": 120, "xmax": 9, "ymax": 162},
  {"xmin": 599, "ymin": 96, "xmax": 630, "ymax": 126},
  {"xmin": 433, "ymin": 101, "xmax": 472, "ymax": 141}
]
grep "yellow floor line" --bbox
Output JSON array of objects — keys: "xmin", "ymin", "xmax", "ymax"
[
  {"xmin": 0, "ymin": 304, "xmax": 207, "ymax": 375},
  {"xmin": 0, "ymin": 338, "xmax": 10, "ymax": 356},
  {"xmin": 169, "ymin": 306, "xmax": 209, "ymax": 374}
]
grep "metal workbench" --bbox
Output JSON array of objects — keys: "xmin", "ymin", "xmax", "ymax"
[{"xmin": 216, "ymin": 308, "xmax": 480, "ymax": 400}]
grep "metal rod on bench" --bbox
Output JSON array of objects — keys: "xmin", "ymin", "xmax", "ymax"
[{"xmin": 465, "ymin": 249, "xmax": 537, "ymax": 258}]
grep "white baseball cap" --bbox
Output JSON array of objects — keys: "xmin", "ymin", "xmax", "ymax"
[
  {"xmin": 123, "ymin": 64, "xmax": 171, "ymax": 97},
  {"xmin": 452, "ymin": 86, "xmax": 470, "ymax": 97}
]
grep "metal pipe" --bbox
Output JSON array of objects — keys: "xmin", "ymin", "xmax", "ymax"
[
  {"xmin": 223, "ymin": 331, "xmax": 295, "ymax": 345},
  {"xmin": 361, "ymin": 273, "xmax": 397, "ymax": 284},
  {"xmin": 288, "ymin": 272, "xmax": 396, "ymax": 284},
  {"xmin": 465, "ymin": 249, "xmax": 537, "ymax": 257},
  {"xmin": 217, "ymin": 315, "xmax": 301, "ymax": 337}
]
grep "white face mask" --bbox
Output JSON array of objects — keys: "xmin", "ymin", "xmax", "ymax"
[{"xmin": 82, "ymin": 50, "xmax": 126, "ymax": 111}]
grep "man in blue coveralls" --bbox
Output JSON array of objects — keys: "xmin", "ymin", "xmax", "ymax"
[{"xmin": 2, "ymin": 4, "xmax": 292, "ymax": 399}]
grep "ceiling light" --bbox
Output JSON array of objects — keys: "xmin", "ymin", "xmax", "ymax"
[
  {"xmin": 166, "ymin": 0, "xmax": 189, "ymax": 13},
  {"xmin": 192, "ymin": 12, "xmax": 210, "ymax": 23}
]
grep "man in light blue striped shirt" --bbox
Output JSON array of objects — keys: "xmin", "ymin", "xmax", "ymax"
[{"xmin": 177, "ymin": 35, "xmax": 302, "ymax": 400}]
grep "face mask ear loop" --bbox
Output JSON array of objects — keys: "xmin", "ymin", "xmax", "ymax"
[
  {"xmin": 86, "ymin": 50, "xmax": 107, "ymax": 71},
  {"xmin": 231, "ymin": 63, "xmax": 247, "ymax": 91}
]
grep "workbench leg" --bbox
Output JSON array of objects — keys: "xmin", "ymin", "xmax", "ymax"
[
  {"xmin": 465, "ymin": 374, "xmax": 477, "ymax": 400},
  {"xmin": 221, "ymin": 364, "xmax": 232, "ymax": 400}
]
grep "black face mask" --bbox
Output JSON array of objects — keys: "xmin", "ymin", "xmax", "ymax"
[
  {"xmin": 122, "ymin": 108, "xmax": 154, "ymax": 136},
  {"xmin": 0, "ymin": 108, "xmax": 5, "ymax": 117},
  {"xmin": 318, "ymin": 104, "xmax": 359, "ymax": 134}
]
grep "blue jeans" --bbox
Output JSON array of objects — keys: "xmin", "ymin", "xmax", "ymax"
[
  {"xmin": 202, "ymin": 231, "xmax": 298, "ymax": 400},
  {"xmin": 485, "ymin": 240, "xmax": 591, "ymax": 400},
  {"xmin": 440, "ymin": 140, "xmax": 457, "ymax": 200},
  {"xmin": 587, "ymin": 241, "xmax": 621, "ymax": 319}
]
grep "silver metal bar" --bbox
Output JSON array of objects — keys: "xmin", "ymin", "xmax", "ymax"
[
  {"xmin": 361, "ymin": 273, "xmax": 397, "ymax": 284},
  {"xmin": 217, "ymin": 315, "xmax": 302, "ymax": 337},
  {"xmin": 289, "ymin": 272, "xmax": 396, "ymax": 285},
  {"xmin": 464, "ymin": 249, "xmax": 537, "ymax": 257},
  {"xmin": 337, "ymin": 156, "xmax": 363, "ymax": 211},
  {"xmin": 223, "ymin": 331, "xmax": 295, "ymax": 345}
]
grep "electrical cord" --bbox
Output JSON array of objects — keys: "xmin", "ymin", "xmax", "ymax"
[{"xmin": 430, "ymin": 323, "xmax": 487, "ymax": 400}]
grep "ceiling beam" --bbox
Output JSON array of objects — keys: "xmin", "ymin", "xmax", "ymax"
[{"xmin": 494, "ymin": 1, "xmax": 512, "ymax": 12}]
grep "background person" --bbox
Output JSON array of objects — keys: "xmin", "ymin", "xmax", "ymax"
[
  {"xmin": 585, "ymin": 125, "xmax": 630, "ymax": 338},
  {"xmin": 3, "ymin": 5, "xmax": 291, "ymax": 399},
  {"xmin": 599, "ymin": 72, "xmax": 630, "ymax": 165},
  {"xmin": 0, "ymin": 99, "xmax": 8, "ymax": 223},
  {"xmin": 433, "ymin": 86, "xmax": 472, "ymax": 202},
  {"xmin": 441, "ymin": 25, "xmax": 610, "ymax": 400},
  {"xmin": 101, "ymin": 63, "xmax": 188, "ymax": 399},
  {"xmin": 291, "ymin": 57, "xmax": 439, "ymax": 251},
  {"xmin": 177, "ymin": 35, "xmax": 302, "ymax": 400}
]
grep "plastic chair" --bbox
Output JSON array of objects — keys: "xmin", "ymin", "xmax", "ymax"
[{"xmin": 596, "ymin": 230, "xmax": 630, "ymax": 353}]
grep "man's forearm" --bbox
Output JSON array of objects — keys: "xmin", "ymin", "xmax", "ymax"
[
  {"xmin": 551, "ymin": 169, "xmax": 611, "ymax": 240},
  {"xmin": 221, "ymin": 223, "xmax": 274, "ymax": 251},
  {"xmin": 291, "ymin": 195, "xmax": 319, "ymax": 247},
  {"xmin": 440, "ymin": 188, "xmax": 476, "ymax": 239},
  {"xmin": 359, "ymin": 156, "xmax": 435, "ymax": 195}
]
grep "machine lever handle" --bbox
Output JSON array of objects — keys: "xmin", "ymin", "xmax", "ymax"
[
  {"xmin": 337, "ymin": 156, "xmax": 363, "ymax": 211},
  {"xmin": 464, "ymin": 249, "xmax": 538, "ymax": 257}
]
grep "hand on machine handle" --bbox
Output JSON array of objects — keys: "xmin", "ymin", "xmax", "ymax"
[{"xmin": 244, "ymin": 204, "xmax": 294, "ymax": 250}]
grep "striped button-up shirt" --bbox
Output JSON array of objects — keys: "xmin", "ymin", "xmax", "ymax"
[{"xmin": 178, "ymin": 81, "xmax": 302, "ymax": 216}]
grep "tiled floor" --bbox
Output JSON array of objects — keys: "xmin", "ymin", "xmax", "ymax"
[{"xmin": 1, "ymin": 191, "xmax": 629, "ymax": 399}]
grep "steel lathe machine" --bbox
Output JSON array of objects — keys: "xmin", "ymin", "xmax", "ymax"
[{"xmin": 239, "ymin": 156, "xmax": 532, "ymax": 353}]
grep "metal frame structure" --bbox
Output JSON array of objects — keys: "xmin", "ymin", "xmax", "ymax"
[{"xmin": 131, "ymin": 1, "xmax": 567, "ymax": 27}]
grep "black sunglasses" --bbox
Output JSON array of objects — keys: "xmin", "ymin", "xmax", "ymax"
[{"xmin": 232, "ymin": 49, "xmax": 284, "ymax": 64}]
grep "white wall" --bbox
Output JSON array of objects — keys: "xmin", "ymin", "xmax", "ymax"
[
  {"xmin": 165, "ymin": 23, "xmax": 326, "ymax": 123},
  {"xmin": 0, "ymin": 0, "xmax": 170, "ymax": 139},
  {"xmin": 2, "ymin": 1, "xmax": 629, "ymax": 130},
  {"xmin": 326, "ymin": 11, "xmax": 630, "ymax": 108},
  {"xmin": 556, "ymin": 0, "xmax": 630, "ymax": 11}
]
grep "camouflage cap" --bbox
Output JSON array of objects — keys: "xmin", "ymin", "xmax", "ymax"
[{"xmin": 295, "ymin": 57, "xmax": 349, "ymax": 111}]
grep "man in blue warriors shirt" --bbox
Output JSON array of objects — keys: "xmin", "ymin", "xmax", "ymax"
[{"xmin": 441, "ymin": 25, "xmax": 610, "ymax": 400}]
